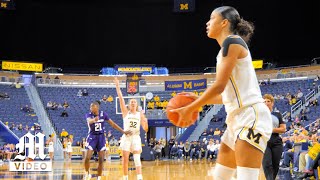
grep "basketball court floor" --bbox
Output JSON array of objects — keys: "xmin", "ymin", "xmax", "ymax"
[{"xmin": 0, "ymin": 159, "xmax": 216, "ymax": 180}]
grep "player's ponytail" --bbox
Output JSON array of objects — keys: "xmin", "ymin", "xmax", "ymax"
[
  {"xmin": 235, "ymin": 18, "xmax": 255, "ymax": 44},
  {"xmin": 214, "ymin": 6, "xmax": 255, "ymax": 43}
]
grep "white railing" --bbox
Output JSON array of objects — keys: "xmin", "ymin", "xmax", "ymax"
[
  {"xmin": 305, "ymin": 90, "xmax": 316, "ymax": 105},
  {"xmin": 282, "ymin": 111, "xmax": 288, "ymax": 120},
  {"xmin": 291, "ymin": 100, "xmax": 303, "ymax": 115}
]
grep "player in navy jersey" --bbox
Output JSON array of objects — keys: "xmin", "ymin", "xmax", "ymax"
[{"xmin": 83, "ymin": 101, "xmax": 132, "ymax": 180}]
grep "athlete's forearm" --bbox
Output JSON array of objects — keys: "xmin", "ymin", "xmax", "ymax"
[{"xmin": 110, "ymin": 121, "xmax": 125, "ymax": 134}]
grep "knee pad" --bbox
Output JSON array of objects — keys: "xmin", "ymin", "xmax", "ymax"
[
  {"xmin": 133, "ymin": 154, "xmax": 141, "ymax": 167},
  {"xmin": 213, "ymin": 163, "xmax": 236, "ymax": 180},
  {"xmin": 237, "ymin": 166, "xmax": 260, "ymax": 180}
]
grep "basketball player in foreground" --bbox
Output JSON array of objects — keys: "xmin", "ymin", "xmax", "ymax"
[
  {"xmin": 83, "ymin": 101, "xmax": 132, "ymax": 180},
  {"xmin": 171, "ymin": 6, "xmax": 273, "ymax": 180},
  {"xmin": 114, "ymin": 77, "xmax": 148, "ymax": 180}
]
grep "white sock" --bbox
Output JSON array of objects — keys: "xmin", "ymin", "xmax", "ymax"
[
  {"xmin": 137, "ymin": 174, "xmax": 143, "ymax": 179},
  {"xmin": 213, "ymin": 163, "xmax": 236, "ymax": 180},
  {"xmin": 97, "ymin": 176, "xmax": 101, "ymax": 180},
  {"xmin": 123, "ymin": 175, "xmax": 128, "ymax": 180},
  {"xmin": 236, "ymin": 166, "xmax": 259, "ymax": 180},
  {"xmin": 137, "ymin": 174, "xmax": 143, "ymax": 180}
]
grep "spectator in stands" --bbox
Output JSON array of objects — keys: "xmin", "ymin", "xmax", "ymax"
[
  {"xmin": 262, "ymin": 94, "xmax": 286, "ymax": 180},
  {"xmin": 184, "ymin": 140, "xmax": 191, "ymax": 160},
  {"xmin": 0, "ymin": 92, "xmax": 10, "ymax": 100},
  {"xmin": 171, "ymin": 91, "xmax": 176, "ymax": 97},
  {"xmin": 60, "ymin": 129, "xmax": 69, "ymax": 142},
  {"xmin": 107, "ymin": 95, "xmax": 113, "ymax": 104},
  {"xmin": 309, "ymin": 98, "xmax": 318, "ymax": 107},
  {"xmin": 296, "ymin": 89, "xmax": 304, "ymax": 100},
  {"xmin": 289, "ymin": 95, "xmax": 297, "ymax": 105},
  {"xmin": 47, "ymin": 101, "xmax": 53, "ymax": 110},
  {"xmin": 4, "ymin": 121, "xmax": 9, "ymax": 128},
  {"xmin": 208, "ymin": 128, "xmax": 214, "ymax": 136},
  {"xmin": 9, "ymin": 123, "xmax": 16, "ymax": 131},
  {"xmin": 153, "ymin": 95, "xmax": 160, "ymax": 102},
  {"xmin": 214, "ymin": 128, "xmax": 221, "ymax": 136},
  {"xmin": 77, "ymin": 89, "xmax": 83, "ymax": 97},
  {"xmin": 190, "ymin": 141, "xmax": 200, "ymax": 161},
  {"xmin": 101, "ymin": 95, "xmax": 108, "ymax": 103},
  {"xmin": 15, "ymin": 81, "xmax": 22, "ymax": 89},
  {"xmin": 107, "ymin": 130, "xmax": 112, "ymax": 141},
  {"xmin": 82, "ymin": 89, "xmax": 88, "ymax": 96},
  {"xmin": 300, "ymin": 112, "xmax": 308, "ymax": 122},
  {"xmin": 21, "ymin": 105, "xmax": 31, "ymax": 113},
  {"xmin": 193, "ymin": 90, "xmax": 199, "ymax": 96},
  {"xmin": 18, "ymin": 124, "xmax": 23, "ymax": 131},
  {"xmin": 170, "ymin": 142, "xmax": 179, "ymax": 159},
  {"xmin": 29, "ymin": 126, "xmax": 34, "ymax": 132},
  {"xmin": 199, "ymin": 141, "xmax": 207, "ymax": 160},
  {"xmin": 24, "ymin": 125, "xmax": 29, "ymax": 131},
  {"xmin": 148, "ymin": 138, "xmax": 155, "ymax": 148},
  {"xmin": 61, "ymin": 108, "xmax": 69, "ymax": 117},
  {"xmin": 211, "ymin": 115, "xmax": 219, "ymax": 122},
  {"xmin": 168, "ymin": 136, "xmax": 175, "ymax": 156},
  {"xmin": 201, "ymin": 129, "xmax": 208, "ymax": 136},
  {"xmin": 4, "ymin": 144, "xmax": 13, "ymax": 161},
  {"xmin": 205, "ymin": 139, "xmax": 213, "ymax": 160},
  {"xmin": 147, "ymin": 101, "xmax": 155, "ymax": 110},
  {"xmin": 62, "ymin": 100, "xmax": 69, "ymax": 108},
  {"xmin": 177, "ymin": 141, "xmax": 184, "ymax": 160},
  {"xmin": 154, "ymin": 142, "xmax": 162, "ymax": 160},
  {"xmin": 160, "ymin": 138, "xmax": 166, "ymax": 158},
  {"xmin": 109, "ymin": 136, "xmax": 118, "ymax": 146},
  {"xmin": 295, "ymin": 115, "xmax": 300, "ymax": 123},
  {"xmin": 52, "ymin": 102, "xmax": 59, "ymax": 109}
]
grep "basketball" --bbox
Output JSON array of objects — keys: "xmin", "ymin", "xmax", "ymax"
[{"xmin": 166, "ymin": 95, "xmax": 199, "ymax": 128}]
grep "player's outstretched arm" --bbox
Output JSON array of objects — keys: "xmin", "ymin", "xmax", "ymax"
[
  {"xmin": 114, "ymin": 77, "xmax": 128, "ymax": 117},
  {"xmin": 108, "ymin": 119, "xmax": 132, "ymax": 136}
]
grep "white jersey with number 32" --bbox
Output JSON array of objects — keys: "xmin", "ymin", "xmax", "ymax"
[{"xmin": 123, "ymin": 112, "xmax": 141, "ymax": 136}]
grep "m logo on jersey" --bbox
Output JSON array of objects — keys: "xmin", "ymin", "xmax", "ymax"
[
  {"xmin": 247, "ymin": 128, "xmax": 262, "ymax": 144},
  {"xmin": 9, "ymin": 132, "xmax": 52, "ymax": 171}
]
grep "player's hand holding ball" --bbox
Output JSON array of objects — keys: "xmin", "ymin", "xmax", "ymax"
[{"xmin": 166, "ymin": 94, "xmax": 199, "ymax": 128}]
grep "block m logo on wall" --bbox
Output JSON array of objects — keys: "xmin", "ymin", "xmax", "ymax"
[
  {"xmin": 9, "ymin": 132, "xmax": 52, "ymax": 171},
  {"xmin": 173, "ymin": 0, "xmax": 195, "ymax": 13}
]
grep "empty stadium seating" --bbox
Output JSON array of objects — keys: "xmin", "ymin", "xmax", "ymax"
[{"xmin": 0, "ymin": 84, "xmax": 39, "ymax": 139}]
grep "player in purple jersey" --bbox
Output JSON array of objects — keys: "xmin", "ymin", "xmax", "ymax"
[{"xmin": 83, "ymin": 101, "xmax": 132, "ymax": 180}]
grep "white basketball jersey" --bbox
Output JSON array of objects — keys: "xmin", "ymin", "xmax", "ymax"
[
  {"xmin": 123, "ymin": 111, "xmax": 141, "ymax": 136},
  {"xmin": 49, "ymin": 142, "xmax": 53, "ymax": 147},
  {"xmin": 216, "ymin": 41, "xmax": 264, "ymax": 114},
  {"xmin": 67, "ymin": 142, "xmax": 72, "ymax": 149}
]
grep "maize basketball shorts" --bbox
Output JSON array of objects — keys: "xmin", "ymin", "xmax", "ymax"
[
  {"xmin": 221, "ymin": 102, "xmax": 273, "ymax": 152},
  {"xmin": 120, "ymin": 135, "xmax": 142, "ymax": 152}
]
